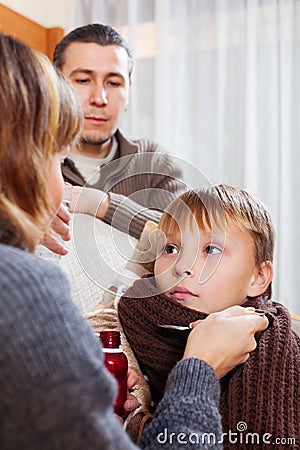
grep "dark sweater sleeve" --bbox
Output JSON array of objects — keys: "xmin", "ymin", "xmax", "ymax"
[{"xmin": 139, "ymin": 359, "xmax": 222, "ymax": 449}]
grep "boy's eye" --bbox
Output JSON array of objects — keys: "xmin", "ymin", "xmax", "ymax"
[
  {"xmin": 205, "ymin": 245, "xmax": 222, "ymax": 255},
  {"xmin": 164, "ymin": 244, "xmax": 179, "ymax": 255}
]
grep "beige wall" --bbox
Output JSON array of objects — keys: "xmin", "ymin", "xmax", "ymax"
[{"xmin": 1, "ymin": 0, "xmax": 70, "ymax": 31}]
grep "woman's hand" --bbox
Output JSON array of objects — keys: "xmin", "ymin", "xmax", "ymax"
[
  {"xmin": 115, "ymin": 368, "xmax": 139, "ymax": 423},
  {"xmin": 124, "ymin": 368, "xmax": 140, "ymax": 413},
  {"xmin": 184, "ymin": 305, "xmax": 269, "ymax": 379},
  {"xmin": 40, "ymin": 203, "xmax": 71, "ymax": 256}
]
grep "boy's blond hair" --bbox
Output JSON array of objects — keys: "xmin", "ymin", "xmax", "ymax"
[{"xmin": 158, "ymin": 184, "xmax": 275, "ymax": 299}]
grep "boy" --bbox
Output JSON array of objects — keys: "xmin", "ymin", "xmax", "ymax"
[{"xmin": 118, "ymin": 184, "xmax": 300, "ymax": 449}]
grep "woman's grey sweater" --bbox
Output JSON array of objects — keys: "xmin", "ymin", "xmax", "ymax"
[{"xmin": 0, "ymin": 243, "xmax": 222, "ymax": 449}]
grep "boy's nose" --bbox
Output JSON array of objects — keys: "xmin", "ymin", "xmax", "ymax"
[{"xmin": 174, "ymin": 261, "xmax": 193, "ymax": 277}]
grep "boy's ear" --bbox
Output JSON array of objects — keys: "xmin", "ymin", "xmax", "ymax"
[{"xmin": 247, "ymin": 261, "xmax": 273, "ymax": 297}]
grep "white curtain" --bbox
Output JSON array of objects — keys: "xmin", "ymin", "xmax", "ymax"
[{"xmin": 71, "ymin": 0, "xmax": 300, "ymax": 314}]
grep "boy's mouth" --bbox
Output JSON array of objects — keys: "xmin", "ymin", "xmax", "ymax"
[{"xmin": 169, "ymin": 287, "xmax": 197, "ymax": 301}]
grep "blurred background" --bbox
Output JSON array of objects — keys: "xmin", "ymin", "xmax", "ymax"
[{"xmin": 1, "ymin": 0, "xmax": 299, "ymax": 313}]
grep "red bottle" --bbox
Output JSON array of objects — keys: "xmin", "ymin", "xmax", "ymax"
[{"xmin": 100, "ymin": 330, "xmax": 128, "ymax": 417}]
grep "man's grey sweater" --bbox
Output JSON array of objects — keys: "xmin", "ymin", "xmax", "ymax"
[
  {"xmin": 62, "ymin": 130, "xmax": 187, "ymax": 238},
  {"xmin": 0, "ymin": 243, "xmax": 222, "ymax": 449}
]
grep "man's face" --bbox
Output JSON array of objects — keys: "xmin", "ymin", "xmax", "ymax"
[{"xmin": 62, "ymin": 42, "xmax": 131, "ymax": 146}]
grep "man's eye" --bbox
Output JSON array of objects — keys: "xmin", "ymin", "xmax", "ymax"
[
  {"xmin": 74, "ymin": 78, "xmax": 90, "ymax": 84},
  {"xmin": 164, "ymin": 244, "xmax": 179, "ymax": 255},
  {"xmin": 107, "ymin": 81, "xmax": 121, "ymax": 87},
  {"xmin": 205, "ymin": 245, "xmax": 222, "ymax": 255}
]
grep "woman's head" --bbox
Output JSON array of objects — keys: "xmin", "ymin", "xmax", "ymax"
[
  {"xmin": 0, "ymin": 33, "xmax": 82, "ymax": 251},
  {"xmin": 157, "ymin": 184, "xmax": 274, "ymax": 301}
]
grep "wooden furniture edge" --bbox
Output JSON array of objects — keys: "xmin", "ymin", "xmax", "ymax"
[{"xmin": 0, "ymin": 3, "xmax": 64, "ymax": 59}]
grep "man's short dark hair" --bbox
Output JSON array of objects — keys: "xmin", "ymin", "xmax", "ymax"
[{"xmin": 53, "ymin": 23, "xmax": 133, "ymax": 77}]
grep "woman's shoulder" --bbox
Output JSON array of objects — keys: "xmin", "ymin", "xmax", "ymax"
[
  {"xmin": 0, "ymin": 243, "xmax": 70, "ymax": 314},
  {"xmin": 0, "ymin": 243, "xmax": 66, "ymax": 284},
  {"xmin": 0, "ymin": 243, "xmax": 92, "ymax": 348}
]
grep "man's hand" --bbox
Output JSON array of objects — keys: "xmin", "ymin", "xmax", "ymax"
[
  {"xmin": 184, "ymin": 305, "xmax": 269, "ymax": 379},
  {"xmin": 69, "ymin": 186, "xmax": 110, "ymax": 219},
  {"xmin": 40, "ymin": 204, "xmax": 71, "ymax": 256}
]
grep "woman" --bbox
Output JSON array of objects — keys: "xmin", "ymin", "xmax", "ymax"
[{"xmin": 0, "ymin": 32, "xmax": 268, "ymax": 450}]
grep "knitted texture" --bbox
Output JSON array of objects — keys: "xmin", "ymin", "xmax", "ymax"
[
  {"xmin": 62, "ymin": 129, "xmax": 186, "ymax": 238},
  {"xmin": 0, "ymin": 244, "xmax": 136, "ymax": 449},
  {"xmin": 87, "ymin": 306, "xmax": 153, "ymax": 443},
  {"xmin": 55, "ymin": 214, "xmax": 138, "ymax": 314},
  {"xmin": 118, "ymin": 276, "xmax": 207, "ymax": 403},
  {"xmin": 220, "ymin": 301, "xmax": 300, "ymax": 450},
  {"xmin": 118, "ymin": 276, "xmax": 300, "ymax": 449},
  {"xmin": 139, "ymin": 359, "xmax": 223, "ymax": 449},
  {"xmin": 0, "ymin": 242, "xmax": 223, "ymax": 450}
]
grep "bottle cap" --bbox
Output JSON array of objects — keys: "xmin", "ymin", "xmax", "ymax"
[{"xmin": 100, "ymin": 330, "xmax": 121, "ymax": 348}]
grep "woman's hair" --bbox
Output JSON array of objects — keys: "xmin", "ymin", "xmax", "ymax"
[
  {"xmin": 158, "ymin": 184, "xmax": 275, "ymax": 299},
  {"xmin": 0, "ymin": 33, "xmax": 82, "ymax": 251}
]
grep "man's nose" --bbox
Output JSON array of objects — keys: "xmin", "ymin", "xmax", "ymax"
[{"xmin": 90, "ymin": 85, "xmax": 108, "ymax": 106}]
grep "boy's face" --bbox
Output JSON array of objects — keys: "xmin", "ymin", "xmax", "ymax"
[{"xmin": 154, "ymin": 218, "xmax": 263, "ymax": 314}]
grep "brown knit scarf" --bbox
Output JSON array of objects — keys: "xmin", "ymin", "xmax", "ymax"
[{"xmin": 118, "ymin": 275, "xmax": 300, "ymax": 449}]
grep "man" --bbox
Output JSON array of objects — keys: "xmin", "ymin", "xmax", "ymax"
[{"xmin": 53, "ymin": 24, "xmax": 186, "ymax": 239}]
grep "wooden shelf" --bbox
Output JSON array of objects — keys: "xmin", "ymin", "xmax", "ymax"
[{"xmin": 0, "ymin": 3, "xmax": 63, "ymax": 60}]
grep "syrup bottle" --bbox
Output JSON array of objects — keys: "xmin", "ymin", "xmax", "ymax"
[{"xmin": 100, "ymin": 330, "xmax": 128, "ymax": 417}]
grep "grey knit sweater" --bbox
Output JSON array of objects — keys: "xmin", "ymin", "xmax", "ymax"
[
  {"xmin": 0, "ymin": 243, "xmax": 222, "ymax": 449},
  {"xmin": 62, "ymin": 130, "xmax": 186, "ymax": 238}
]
